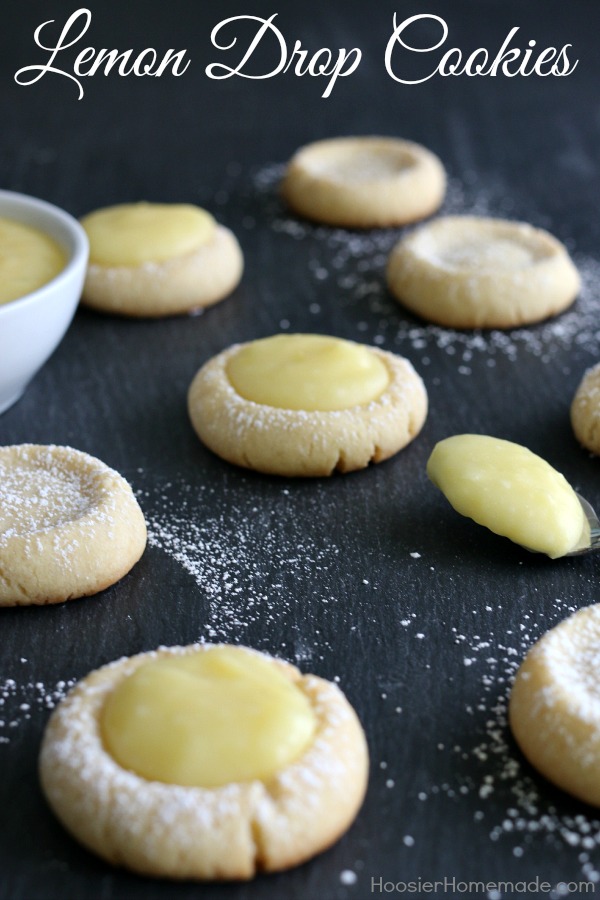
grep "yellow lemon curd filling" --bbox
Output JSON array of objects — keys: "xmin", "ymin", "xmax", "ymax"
[
  {"xmin": 81, "ymin": 202, "xmax": 215, "ymax": 267},
  {"xmin": 427, "ymin": 434, "xmax": 588, "ymax": 559},
  {"xmin": 0, "ymin": 216, "xmax": 66, "ymax": 306},
  {"xmin": 226, "ymin": 334, "xmax": 390, "ymax": 411},
  {"xmin": 101, "ymin": 646, "xmax": 317, "ymax": 788}
]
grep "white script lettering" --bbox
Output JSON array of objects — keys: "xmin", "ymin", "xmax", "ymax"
[
  {"xmin": 14, "ymin": 8, "xmax": 190, "ymax": 99},
  {"xmin": 206, "ymin": 14, "xmax": 361, "ymax": 98},
  {"xmin": 385, "ymin": 13, "xmax": 578, "ymax": 84}
]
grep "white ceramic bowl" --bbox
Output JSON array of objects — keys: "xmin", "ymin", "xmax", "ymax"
[{"xmin": 0, "ymin": 189, "xmax": 89, "ymax": 414}]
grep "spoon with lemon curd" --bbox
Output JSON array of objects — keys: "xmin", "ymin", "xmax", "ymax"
[{"xmin": 427, "ymin": 434, "xmax": 599, "ymax": 558}]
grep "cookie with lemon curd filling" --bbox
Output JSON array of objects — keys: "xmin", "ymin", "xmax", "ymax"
[
  {"xmin": 387, "ymin": 215, "xmax": 580, "ymax": 329},
  {"xmin": 80, "ymin": 202, "xmax": 243, "ymax": 317},
  {"xmin": 187, "ymin": 333, "xmax": 428, "ymax": 477},
  {"xmin": 0, "ymin": 444, "xmax": 146, "ymax": 606},
  {"xmin": 39, "ymin": 644, "xmax": 369, "ymax": 880},
  {"xmin": 281, "ymin": 136, "xmax": 446, "ymax": 228}
]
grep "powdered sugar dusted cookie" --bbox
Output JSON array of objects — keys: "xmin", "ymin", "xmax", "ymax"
[
  {"xmin": 39, "ymin": 643, "xmax": 369, "ymax": 880},
  {"xmin": 187, "ymin": 334, "xmax": 428, "ymax": 477},
  {"xmin": 387, "ymin": 215, "xmax": 580, "ymax": 329},
  {"xmin": 0, "ymin": 444, "xmax": 146, "ymax": 606},
  {"xmin": 509, "ymin": 604, "xmax": 600, "ymax": 806},
  {"xmin": 81, "ymin": 202, "xmax": 243, "ymax": 317},
  {"xmin": 571, "ymin": 363, "xmax": 600, "ymax": 455},
  {"xmin": 281, "ymin": 136, "xmax": 445, "ymax": 228}
]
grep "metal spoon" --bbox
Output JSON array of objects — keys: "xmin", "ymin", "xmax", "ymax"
[{"xmin": 567, "ymin": 493, "xmax": 600, "ymax": 555}]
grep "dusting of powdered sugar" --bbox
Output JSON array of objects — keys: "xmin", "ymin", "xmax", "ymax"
[
  {"xmin": 252, "ymin": 163, "xmax": 600, "ymax": 366},
  {"xmin": 141, "ymin": 477, "xmax": 342, "ymax": 658},
  {"xmin": 0, "ymin": 669, "xmax": 77, "ymax": 744},
  {"xmin": 0, "ymin": 445, "xmax": 99, "ymax": 539}
]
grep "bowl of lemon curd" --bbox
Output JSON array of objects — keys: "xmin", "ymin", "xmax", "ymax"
[{"xmin": 0, "ymin": 189, "xmax": 88, "ymax": 414}]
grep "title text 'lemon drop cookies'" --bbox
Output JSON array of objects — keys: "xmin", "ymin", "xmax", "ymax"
[
  {"xmin": 39, "ymin": 643, "xmax": 369, "ymax": 880},
  {"xmin": 0, "ymin": 444, "xmax": 146, "ymax": 606},
  {"xmin": 188, "ymin": 333, "xmax": 428, "ymax": 477},
  {"xmin": 509, "ymin": 604, "xmax": 600, "ymax": 806},
  {"xmin": 281, "ymin": 136, "xmax": 446, "ymax": 228},
  {"xmin": 427, "ymin": 434, "xmax": 588, "ymax": 558},
  {"xmin": 571, "ymin": 363, "xmax": 600, "ymax": 455},
  {"xmin": 81, "ymin": 202, "xmax": 243, "ymax": 317},
  {"xmin": 387, "ymin": 215, "xmax": 580, "ymax": 329}
]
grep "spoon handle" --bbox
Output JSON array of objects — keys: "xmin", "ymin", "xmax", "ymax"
[
  {"xmin": 574, "ymin": 493, "xmax": 600, "ymax": 554},
  {"xmin": 590, "ymin": 527, "xmax": 600, "ymax": 551}
]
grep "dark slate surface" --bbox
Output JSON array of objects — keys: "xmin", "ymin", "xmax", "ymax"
[{"xmin": 1, "ymin": 1, "xmax": 600, "ymax": 898}]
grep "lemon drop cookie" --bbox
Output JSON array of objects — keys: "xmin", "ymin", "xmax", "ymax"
[
  {"xmin": 188, "ymin": 333, "xmax": 428, "ymax": 477},
  {"xmin": 571, "ymin": 362, "xmax": 600, "ymax": 455},
  {"xmin": 281, "ymin": 136, "xmax": 446, "ymax": 228},
  {"xmin": 0, "ymin": 216, "xmax": 66, "ymax": 306},
  {"xmin": 39, "ymin": 643, "xmax": 369, "ymax": 880},
  {"xmin": 80, "ymin": 202, "xmax": 243, "ymax": 317},
  {"xmin": 427, "ymin": 435, "xmax": 588, "ymax": 558},
  {"xmin": 509, "ymin": 604, "xmax": 600, "ymax": 806},
  {"xmin": 0, "ymin": 444, "xmax": 146, "ymax": 606},
  {"xmin": 387, "ymin": 215, "xmax": 580, "ymax": 328}
]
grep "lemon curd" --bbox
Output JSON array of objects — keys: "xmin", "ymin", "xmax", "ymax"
[
  {"xmin": 101, "ymin": 646, "xmax": 317, "ymax": 788},
  {"xmin": 0, "ymin": 216, "xmax": 66, "ymax": 305},
  {"xmin": 81, "ymin": 202, "xmax": 215, "ymax": 267},
  {"xmin": 427, "ymin": 434, "xmax": 588, "ymax": 559},
  {"xmin": 226, "ymin": 334, "xmax": 390, "ymax": 411}
]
